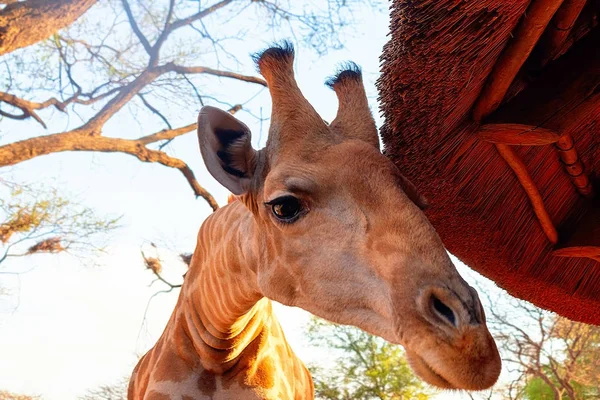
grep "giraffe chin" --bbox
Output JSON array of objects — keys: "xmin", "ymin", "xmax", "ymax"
[{"xmin": 405, "ymin": 350, "xmax": 455, "ymax": 389}]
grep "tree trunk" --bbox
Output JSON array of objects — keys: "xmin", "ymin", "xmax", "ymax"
[{"xmin": 0, "ymin": 0, "xmax": 97, "ymax": 56}]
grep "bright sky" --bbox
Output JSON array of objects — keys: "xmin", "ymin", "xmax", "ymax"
[{"xmin": 0, "ymin": 2, "xmax": 512, "ymax": 399}]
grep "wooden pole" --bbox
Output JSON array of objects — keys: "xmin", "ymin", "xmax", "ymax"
[
  {"xmin": 539, "ymin": 0, "xmax": 587, "ymax": 64},
  {"xmin": 553, "ymin": 205, "xmax": 600, "ymax": 262},
  {"xmin": 478, "ymin": 123, "xmax": 560, "ymax": 145},
  {"xmin": 555, "ymin": 134, "xmax": 593, "ymax": 197},
  {"xmin": 495, "ymin": 144, "xmax": 559, "ymax": 244},
  {"xmin": 473, "ymin": 0, "xmax": 565, "ymax": 121}
]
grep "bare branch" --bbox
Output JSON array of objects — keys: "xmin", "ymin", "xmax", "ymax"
[
  {"xmin": 168, "ymin": 0, "xmax": 235, "ymax": 33},
  {"xmin": 137, "ymin": 124, "xmax": 196, "ymax": 145},
  {"xmin": 83, "ymin": 68, "xmax": 160, "ymax": 132},
  {"xmin": 149, "ymin": 268, "xmax": 181, "ymax": 290},
  {"xmin": 0, "ymin": 108, "xmax": 28, "ymax": 121},
  {"xmin": 0, "ymin": 0, "xmax": 363, "ymax": 213},
  {"xmin": 182, "ymin": 73, "xmax": 204, "ymax": 105},
  {"xmin": 121, "ymin": 0, "xmax": 153, "ymax": 56},
  {"xmin": 0, "ymin": 91, "xmax": 69, "ymax": 128},
  {"xmin": 0, "ymin": 131, "xmax": 218, "ymax": 210},
  {"xmin": 80, "ymin": 61, "xmax": 261, "ymax": 134},
  {"xmin": 137, "ymin": 104, "xmax": 242, "ymax": 147},
  {"xmin": 164, "ymin": 63, "xmax": 267, "ymax": 86},
  {"xmin": 483, "ymin": 288, "xmax": 600, "ymax": 398},
  {"xmin": 75, "ymin": 87, "xmax": 124, "ymax": 106},
  {"xmin": 0, "ymin": 84, "xmax": 126, "ymax": 129},
  {"xmin": 0, "ymin": 103, "xmax": 242, "ymax": 209},
  {"xmin": 149, "ymin": 0, "xmax": 176, "ymax": 65},
  {"xmin": 138, "ymin": 93, "xmax": 172, "ymax": 129}
]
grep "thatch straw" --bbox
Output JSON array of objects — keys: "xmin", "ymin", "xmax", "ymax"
[
  {"xmin": 472, "ymin": 0, "xmax": 564, "ymax": 121},
  {"xmin": 378, "ymin": 0, "xmax": 600, "ymax": 324},
  {"xmin": 538, "ymin": 0, "xmax": 587, "ymax": 64}
]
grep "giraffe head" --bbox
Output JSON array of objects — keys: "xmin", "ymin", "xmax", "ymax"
[{"xmin": 197, "ymin": 42, "xmax": 501, "ymax": 390}]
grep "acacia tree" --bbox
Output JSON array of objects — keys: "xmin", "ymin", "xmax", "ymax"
[
  {"xmin": 306, "ymin": 317, "xmax": 430, "ymax": 400},
  {"xmin": 485, "ymin": 293, "xmax": 600, "ymax": 400},
  {"xmin": 0, "ymin": 178, "xmax": 119, "ymax": 302},
  {"xmin": 0, "ymin": 390, "xmax": 40, "ymax": 400},
  {"xmin": 0, "ymin": 179, "xmax": 118, "ymax": 265},
  {"xmin": 0, "ymin": 0, "xmax": 379, "ymax": 210}
]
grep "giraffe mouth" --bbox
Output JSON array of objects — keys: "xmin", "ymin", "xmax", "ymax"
[{"xmin": 405, "ymin": 350, "xmax": 455, "ymax": 389}]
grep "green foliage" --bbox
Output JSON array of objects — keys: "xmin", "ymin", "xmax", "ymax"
[
  {"xmin": 524, "ymin": 376, "xmax": 557, "ymax": 400},
  {"xmin": 306, "ymin": 317, "xmax": 430, "ymax": 400},
  {"xmin": 523, "ymin": 373, "xmax": 599, "ymax": 400},
  {"xmin": 484, "ymin": 287, "xmax": 600, "ymax": 400},
  {"xmin": 520, "ymin": 316, "xmax": 600, "ymax": 400},
  {"xmin": 522, "ymin": 359, "xmax": 600, "ymax": 400}
]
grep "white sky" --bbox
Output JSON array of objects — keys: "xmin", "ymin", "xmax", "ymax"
[{"xmin": 0, "ymin": 2, "xmax": 512, "ymax": 399}]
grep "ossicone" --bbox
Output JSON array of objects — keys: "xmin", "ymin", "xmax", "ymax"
[
  {"xmin": 325, "ymin": 62, "xmax": 363, "ymax": 90},
  {"xmin": 327, "ymin": 61, "xmax": 379, "ymax": 149},
  {"xmin": 251, "ymin": 40, "xmax": 328, "ymax": 148},
  {"xmin": 252, "ymin": 40, "xmax": 295, "ymax": 78}
]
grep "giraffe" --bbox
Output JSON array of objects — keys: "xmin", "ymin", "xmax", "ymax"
[{"xmin": 128, "ymin": 42, "xmax": 502, "ymax": 399}]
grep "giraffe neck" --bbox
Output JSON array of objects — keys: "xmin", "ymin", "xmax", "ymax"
[
  {"xmin": 129, "ymin": 201, "xmax": 313, "ymax": 398},
  {"xmin": 178, "ymin": 201, "xmax": 269, "ymax": 373}
]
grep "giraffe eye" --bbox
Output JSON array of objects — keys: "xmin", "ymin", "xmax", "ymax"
[{"xmin": 266, "ymin": 196, "xmax": 303, "ymax": 223}]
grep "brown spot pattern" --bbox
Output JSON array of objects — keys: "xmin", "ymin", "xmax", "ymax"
[{"xmin": 198, "ymin": 370, "xmax": 217, "ymax": 396}]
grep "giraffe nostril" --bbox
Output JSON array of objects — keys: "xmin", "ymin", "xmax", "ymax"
[{"xmin": 432, "ymin": 296, "xmax": 456, "ymax": 327}]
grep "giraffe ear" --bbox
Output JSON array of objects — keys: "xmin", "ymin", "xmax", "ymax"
[{"xmin": 198, "ymin": 106, "xmax": 258, "ymax": 195}]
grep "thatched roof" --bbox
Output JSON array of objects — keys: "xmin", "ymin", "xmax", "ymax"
[{"xmin": 378, "ymin": 0, "xmax": 600, "ymax": 324}]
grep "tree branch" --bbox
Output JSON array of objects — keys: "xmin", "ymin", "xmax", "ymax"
[
  {"xmin": 136, "ymin": 104, "xmax": 242, "ymax": 146},
  {"xmin": 0, "ymin": 102, "xmax": 242, "ymax": 208},
  {"xmin": 168, "ymin": 0, "xmax": 235, "ymax": 33},
  {"xmin": 0, "ymin": 91, "xmax": 70, "ymax": 128},
  {"xmin": 0, "ymin": 131, "xmax": 218, "ymax": 210},
  {"xmin": 136, "ymin": 124, "xmax": 196, "ymax": 145},
  {"xmin": 121, "ymin": 0, "xmax": 153, "ymax": 56},
  {"xmin": 0, "ymin": 108, "xmax": 28, "ymax": 121},
  {"xmin": 148, "ymin": 0, "xmax": 176, "ymax": 66},
  {"xmin": 0, "ymin": 0, "xmax": 97, "ymax": 56},
  {"xmin": 138, "ymin": 93, "xmax": 172, "ymax": 129},
  {"xmin": 82, "ymin": 62, "xmax": 261, "ymax": 133},
  {"xmin": 0, "ymin": 85, "xmax": 123, "ymax": 128},
  {"xmin": 83, "ymin": 68, "xmax": 160, "ymax": 132},
  {"xmin": 164, "ymin": 63, "xmax": 267, "ymax": 86},
  {"xmin": 1, "ymin": 0, "xmax": 267, "ymax": 211},
  {"xmin": 141, "ymin": 250, "xmax": 183, "ymax": 289}
]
